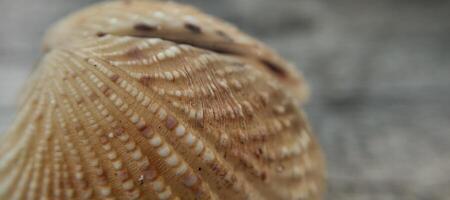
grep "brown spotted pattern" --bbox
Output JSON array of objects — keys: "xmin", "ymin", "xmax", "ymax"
[{"xmin": 0, "ymin": 1, "xmax": 324, "ymax": 199}]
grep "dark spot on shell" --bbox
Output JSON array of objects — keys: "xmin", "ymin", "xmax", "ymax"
[
  {"xmin": 36, "ymin": 113, "xmax": 44, "ymax": 121},
  {"xmin": 197, "ymin": 120, "xmax": 204, "ymax": 128},
  {"xmin": 215, "ymin": 30, "xmax": 233, "ymax": 42},
  {"xmin": 138, "ymin": 124, "xmax": 147, "ymax": 132},
  {"xmin": 198, "ymin": 167, "xmax": 202, "ymax": 171},
  {"xmin": 76, "ymin": 98, "xmax": 84, "ymax": 105},
  {"xmin": 141, "ymin": 126, "xmax": 153, "ymax": 139},
  {"xmin": 261, "ymin": 59, "xmax": 287, "ymax": 77},
  {"xmin": 96, "ymin": 32, "xmax": 106, "ymax": 37},
  {"xmin": 139, "ymin": 76, "xmax": 152, "ymax": 86},
  {"xmin": 74, "ymin": 123, "xmax": 83, "ymax": 132},
  {"xmin": 110, "ymin": 74, "xmax": 119, "ymax": 82},
  {"xmin": 211, "ymin": 163, "xmax": 220, "ymax": 172},
  {"xmin": 166, "ymin": 115, "xmax": 178, "ymax": 130},
  {"xmin": 100, "ymin": 136, "xmax": 108, "ymax": 144},
  {"xmin": 125, "ymin": 47, "xmax": 145, "ymax": 59},
  {"xmin": 260, "ymin": 172, "xmax": 267, "ymax": 181},
  {"xmin": 134, "ymin": 23, "xmax": 157, "ymax": 32},
  {"xmin": 102, "ymin": 86, "xmax": 113, "ymax": 97},
  {"xmin": 218, "ymin": 168, "xmax": 227, "ymax": 177},
  {"xmin": 143, "ymin": 169, "xmax": 157, "ymax": 181},
  {"xmin": 116, "ymin": 170, "xmax": 129, "ymax": 181},
  {"xmin": 184, "ymin": 23, "xmax": 202, "ymax": 34},
  {"xmin": 100, "ymin": 85, "xmax": 108, "ymax": 93},
  {"xmin": 257, "ymin": 148, "xmax": 263, "ymax": 155},
  {"xmin": 115, "ymin": 127, "xmax": 125, "ymax": 134}
]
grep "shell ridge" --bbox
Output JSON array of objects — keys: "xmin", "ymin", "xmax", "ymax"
[
  {"xmin": 78, "ymin": 37, "xmax": 313, "ymax": 199},
  {"xmin": 64, "ymin": 44, "xmax": 266, "ymax": 199},
  {"xmin": 53, "ymin": 53, "xmax": 172, "ymax": 199},
  {"xmin": 56, "ymin": 48, "xmax": 218, "ymax": 200},
  {"xmin": 50, "ymin": 79, "xmax": 102, "ymax": 199},
  {"xmin": 0, "ymin": 90, "xmax": 50, "ymax": 199}
]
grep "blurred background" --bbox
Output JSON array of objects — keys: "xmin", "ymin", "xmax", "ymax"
[{"xmin": 1, "ymin": 0, "xmax": 449, "ymax": 199}]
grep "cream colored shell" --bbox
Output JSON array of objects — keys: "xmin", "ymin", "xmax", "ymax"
[{"xmin": 0, "ymin": 0, "xmax": 324, "ymax": 199}]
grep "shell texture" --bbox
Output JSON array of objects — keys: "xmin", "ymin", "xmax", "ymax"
[{"xmin": 0, "ymin": 0, "xmax": 324, "ymax": 199}]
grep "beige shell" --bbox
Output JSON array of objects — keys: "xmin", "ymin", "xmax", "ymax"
[{"xmin": 0, "ymin": 0, "xmax": 324, "ymax": 199}]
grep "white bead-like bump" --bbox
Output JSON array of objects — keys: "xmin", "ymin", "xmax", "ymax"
[
  {"xmin": 112, "ymin": 160, "xmax": 123, "ymax": 170},
  {"xmin": 157, "ymin": 145, "xmax": 170, "ymax": 157},
  {"xmin": 194, "ymin": 141, "xmax": 204, "ymax": 155},
  {"xmin": 152, "ymin": 180, "xmax": 164, "ymax": 192},
  {"xmin": 158, "ymin": 188, "xmax": 172, "ymax": 200},
  {"xmin": 158, "ymin": 108, "xmax": 167, "ymax": 120},
  {"xmin": 149, "ymin": 136, "xmax": 162, "ymax": 147},
  {"xmin": 125, "ymin": 141, "xmax": 136, "ymax": 151},
  {"xmin": 184, "ymin": 133, "xmax": 196, "ymax": 146},
  {"xmin": 99, "ymin": 187, "xmax": 111, "ymax": 197},
  {"xmin": 165, "ymin": 154, "xmax": 179, "ymax": 167},
  {"xmin": 183, "ymin": 175, "xmax": 198, "ymax": 187},
  {"xmin": 122, "ymin": 180, "xmax": 134, "ymax": 190},
  {"xmin": 131, "ymin": 149, "xmax": 143, "ymax": 161},
  {"xmin": 202, "ymin": 149, "xmax": 215, "ymax": 163},
  {"xmin": 174, "ymin": 163, "xmax": 188, "ymax": 176},
  {"xmin": 107, "ymin": 151, "xmax": 117, "ymax": 160},
  {"xmin": 175, "ymin": 125, "xmax": 185, "ymax": 137}
]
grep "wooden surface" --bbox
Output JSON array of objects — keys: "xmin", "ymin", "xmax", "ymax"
[{"xmin": 1, "ymin": 0, "xmax": 449, "ymax": 199}]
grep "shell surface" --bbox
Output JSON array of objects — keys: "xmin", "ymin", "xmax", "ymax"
[{"xmin": 0, "ymin": 1, "xmax": 324, "ymax": 199}]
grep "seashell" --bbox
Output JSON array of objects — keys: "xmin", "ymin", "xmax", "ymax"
[{"xmin": 0, "ymin": 0, "xmax": 324, "ymax": 199}]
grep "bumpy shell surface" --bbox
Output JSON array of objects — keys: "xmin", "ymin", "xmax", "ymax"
[{"xmin": 0, "ymin": 1, "xmax": 324, "ymax": 199}]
